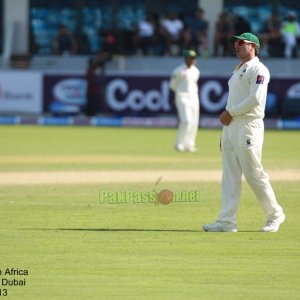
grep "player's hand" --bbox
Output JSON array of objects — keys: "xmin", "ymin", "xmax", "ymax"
[{"xmin": 220, "ymin": 110, "xmax": 232, "ymax": 126}]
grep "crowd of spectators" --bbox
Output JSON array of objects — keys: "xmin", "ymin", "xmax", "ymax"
[
  {"xmin": 133, "ymin": 9, "xmax": 209, "ymax": 57},
  {"xmin": 260, "ymin": 11, "xmax": 300, "ymax": 58},
  {"xmin": 51, "ymin": 9, "xmax": 300, "ymax": 59}
]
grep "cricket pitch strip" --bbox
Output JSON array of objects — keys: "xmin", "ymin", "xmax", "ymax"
[{"xmin": 0, "ymin": 169, "xmax": 299, "ymax": 185}]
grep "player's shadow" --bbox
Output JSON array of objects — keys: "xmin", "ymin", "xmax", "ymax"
[
  {"xmin": 57, "ymin": 228, "xmax": 261, "ymax": 233},
  {"xmin": 23, "ymin": 228, "xmax": 261, "ymax": 233},
  {"xmin": 57, "ymin": 228, "xmax": 200, "ymax": 233}
]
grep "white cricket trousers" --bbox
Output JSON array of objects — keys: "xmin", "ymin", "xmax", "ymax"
[
  {"xmin": 218, "ymin": 118, "xmax": 283, "ymax": 225},
  {"xmin": 175, "ymin": 98, "xmax": 199, "ymax": 149}
]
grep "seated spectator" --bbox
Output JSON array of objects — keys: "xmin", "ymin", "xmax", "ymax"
[
  {"xmin": 161, "ymin": 11, "xmax": 184, "ymax": 55},
  {"xmin": 134, "ymin": 12, "xmax": 155, "ymax": 55},
  {"xmin": 261, "ymin": 12, "xmax": 284, "ymax": 57},
  {"xmin": 214, "ymin": 12, "xmax": 234, "ymax": 57},
  {"xmin": 234, "ymin": 15, "xmax": 251, "ymax": 35},
  {"xmin": 281, "ymin": 11, "xmax": 300, "ymax": 58},
  {"xmin": 52, "ymin": 24, "xmax": 78, "ymax": 55},
  {"xmin": 74, "ymin": 27, "xmax": 91, "ymax": 55},
  {"xmin": 151, "ymin": 13, "xmax": 166, "ymax": 56},
  {"xmin": 182, "ymin": 8, "xmax": 209, "ymax": 57}
]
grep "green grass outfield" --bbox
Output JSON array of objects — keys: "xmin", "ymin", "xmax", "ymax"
[{"xmin": 0, "ymin": 126, "xmax": 299, "ymax": 300}]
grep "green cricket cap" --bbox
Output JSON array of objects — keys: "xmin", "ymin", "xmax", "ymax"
[
  {"xmin": 231, "ymin": 32, "xmax": 260, "ymax": 49},
  {"xmin": 183, "ymin": 49, "xmax": 197, "ymax": 58}
]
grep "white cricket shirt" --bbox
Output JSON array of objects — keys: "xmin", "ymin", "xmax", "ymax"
[
  {"xmin": 169, "ymin": 64, "xmax": 200, "ymax": 104},
  {"xmin": 227, "ymin": 56, "xmax": 270, "ymax": 119}
]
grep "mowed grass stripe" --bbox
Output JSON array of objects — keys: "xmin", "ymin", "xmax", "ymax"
[{"xmin": 0, "ymin": 154, "xmax": 219, "ymax": 164}]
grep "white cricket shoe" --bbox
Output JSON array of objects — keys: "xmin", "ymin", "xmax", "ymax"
[
  {"xmin": 186, "ymin": 147, "xmax": 198, "ymax": 153},
  {"xmin": 262, "ymin": 213, "xmax": 285, "ymax": 232},
  {"xmin": 202, "ymin": 221, "xmax": 237, "ymax": 232},
  {"xmin": 175, "ymin": 144, "xmax": 185, "ymax": 152}
]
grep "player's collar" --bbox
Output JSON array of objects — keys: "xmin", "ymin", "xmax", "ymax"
[{"xmin": 242, "ymin": 56, "xmax": 259, "ymax": 68}]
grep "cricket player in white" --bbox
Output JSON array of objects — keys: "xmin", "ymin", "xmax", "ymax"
[
  {"xmin": 170, "ymin": 50, "xmax": 200, "ymax": 152},
  {"xmin": 203, "ymin": 33, "xmax": 285, "ymax": 232}
]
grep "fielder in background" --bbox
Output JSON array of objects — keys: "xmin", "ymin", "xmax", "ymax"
[
  {"xmin": 203, "ymin": 32, "xmax": 285, "ymax": 232},
  {"xmin": 170, "ymin": 49, "xmax": 200, "ymax": 152}
]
